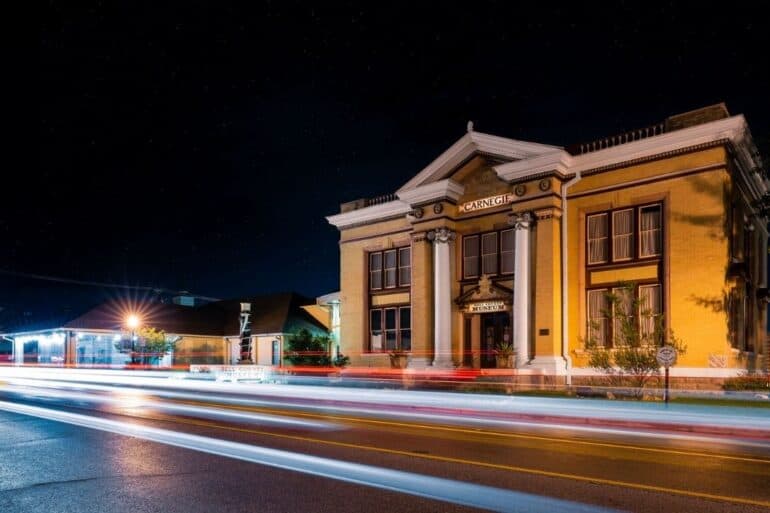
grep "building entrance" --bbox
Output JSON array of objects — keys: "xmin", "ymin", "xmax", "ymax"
[{"xmin": 480, "ymin": 312, "xmax": 511, "ymax": 368}]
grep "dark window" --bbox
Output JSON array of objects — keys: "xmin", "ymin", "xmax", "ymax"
[
  {"xmin": 500, "ymin": 229, "xmax": 515, "ymax": 274},
  {"xmin": 463, "ymin": 235, "xmax": 480, "ymax": 278},
  {"xmin": 369, "ymin": 247, "xmax": 410, "ymax": 291},
  {"xmin": 587, "ymin": 204, "xmax": 663, "ymax": 264},
  {"xmin": 369, "ymin": 306, "xmax": 411, "ymax": 352},
  {"xmin": 384, "ymin": 250, "xmax": 397, "ymax": 288},
  {"xmin": 369, "ymin": 253, "xmax": 382, "ymax": 290},
  {"xmin": 481, "ymin": 232, "xmax": 498, "ymax": 275},
  {"xmin": 398, "ymin": 247, "xmax": 411, "ymax": 286}
]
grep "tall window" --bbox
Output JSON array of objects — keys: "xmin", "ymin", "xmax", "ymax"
[
  {"xmin": 500, "ymin": 229, "xmax": 515, "ymax": 274},
  {"xmin": 463, "ymin": 229, "xmax": 515, "ymax": 279},
  {"xmin": 369, "ymin": 247, "xmax": 410, "ymax": 290},
  {"xmin": 587, "ymin": 204, "xmax": 662, "ymax": 264},
  {"xmin": 587, "ymin": 289, "xmax": 610, "ymax": 347},
  {"xmin": 370, "ymin": 306, "xmax": 411, "ymax": 351},
  {"xmin": 384, "ymin": 250, "xmax": 397, "ymax": 288},
  {"xmin": 639, "ymin": 284, "xmax": 662, "ymax": 340},
  {"xmin": 588, "ymin": 285, "xmax": 662, "ymax": 348},
  {"xmin": 612, "ymin": 209, "xmax": 633, "ymax": 261},
  {"xmin": 481, "ymin": 232, "xmax": 498, "ymax": 275},
  {"xmin": 463, "ymin": 235, "xmax": 480, "ymax": 278},
  {"xmin": 612, "ymin": 287, "xmax": 634, "ymax": 345},
  {"xmin": 639, "ymin": 205, "xmax": 662, "ymax": 257},
  {"xmin": 588, "ymin": 214, "xmax": 609, "ymax": 264}
]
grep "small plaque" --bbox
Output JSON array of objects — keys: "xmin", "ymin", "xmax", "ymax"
[
  {"xmin": 538, "ymin": 328, "xmax": 550, "ymax": 336},
  {"xmin": 656, "ymin": 345, "xmax": 678, "ymax": 367}
]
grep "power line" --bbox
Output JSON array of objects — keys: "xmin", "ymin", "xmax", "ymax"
[{"xmin": 0, "ymin": 268, "xmax": 221, "ymax": 302}]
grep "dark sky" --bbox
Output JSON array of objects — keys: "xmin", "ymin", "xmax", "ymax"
[{"xmin": 15, "ymin": 2, "xmax": 770, "ymax": 305}]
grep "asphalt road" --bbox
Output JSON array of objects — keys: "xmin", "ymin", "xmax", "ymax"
[{"xmin": 0, "ymin": 375, "xmax": 768, "ymax": 513}]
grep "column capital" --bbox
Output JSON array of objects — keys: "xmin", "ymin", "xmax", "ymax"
[
  {"xmin": 426, "ymin": 227, "xmax": 456, "ymax": 244},
  {"xmin": 508, "ymin": 211, "xmax": 533, "ymax": 230}
]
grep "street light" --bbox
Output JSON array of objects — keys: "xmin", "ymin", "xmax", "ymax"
[{"xmin": 126, "ymin": 314, "xmax": 141, "ymax": 365}]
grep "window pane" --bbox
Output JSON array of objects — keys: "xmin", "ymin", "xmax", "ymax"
[
  {"xmin": 463, "ymin": 235, "xmax": 479, "ymax": 278},
  {"xmin": 370, "ymin": 253, "xmax": 382, "ymax": 290},
  {"xmin": 370, "ymin": 309, "xmax": 382, "ymax": 351},
  {"xmin": 482, "ymin": 232, "xmax": 498, "ymax": 275},
  {"xmin": 398, "ymin": 247, "xmax": 411, "ymax": 286},
  {"xmin": 639, "ymin": 285, "xmax": 662, "ymax": 341},
  {"xmin": 385, "ymin": 308, "xmax": 397, "ymax": 330},
  {"xmin": 588, "ymin": 289, "xmax": 609, "ymax": 347},
  {"xmin": 500, "ymin": 229, "xmax": 515, "ymax": 274},
  {"xmin": 384, "ymin": 249, "xmax": 397, "ymax": 288},
  {"xmin": 588, "ymin": 214, "xmax": 608, "ymax": 264},
  {"xmin": 640, "ymin": 205, "xmax": 662, "ymax": 257},
  {"xmin": 612, "ymin": 209, "xmax": 633, "ymax": 261},
  {"xmin": 399, "ymin": 307, "xmax": 411, "ymax": 351},
  {"xmin": 612, "ymin": 287, "xmax": 634, "ymax": 346}
]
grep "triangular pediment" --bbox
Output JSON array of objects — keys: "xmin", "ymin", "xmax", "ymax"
[
  {"xmin": 455, "ymin": 275, "xmax": 513, "ymax": 306},
  {"xmin": 398, "ymin": 130, "xmax": 560, "ymax": 193}
]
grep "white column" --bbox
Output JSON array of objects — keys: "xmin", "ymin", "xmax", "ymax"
[
  {"xmin": 428, "ymin": 227, "xmax": 455, "ymax": 368},
  {"xmin": 511, "ymin": 212, "xmax": 532, "ymax": 368}
]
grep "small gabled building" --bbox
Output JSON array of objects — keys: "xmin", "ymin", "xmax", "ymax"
[
  {"xmin": 327, "ymin": 104, "xmax": 768, "ymax": 382},
  {"xmin": 0, "ymin": 292, "xmax": 329, "ymax": 368}
]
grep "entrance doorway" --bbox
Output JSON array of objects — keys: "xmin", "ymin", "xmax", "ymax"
[{"xmin": 481, "ymin": 312, "xmax": 511, "ymax": 368}]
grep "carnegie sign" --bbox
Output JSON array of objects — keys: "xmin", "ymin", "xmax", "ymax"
[
  {"xmin": 466, "ymin": 301, "xmax": 508, "ymax": 313},
  {"xmin": 459, "ymin": 193, "xmax": 514, "ymax": 213}
]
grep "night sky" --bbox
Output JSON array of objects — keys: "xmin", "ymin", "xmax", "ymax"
[{"xmin": 15, "ymin": 3, "xmax": 770, "ymax": 307}]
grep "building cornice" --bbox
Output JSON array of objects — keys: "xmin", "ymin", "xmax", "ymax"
[
  {"xmin": 494, "ymin": 150, "xmax": 573, "ymax": 182},
  {"xmin": 326, "ymin": 200, "xmax": 411, "ymax": 230},
  {"xmin": 397, "ymin": 179, "xmax": 465, "ymax": 206}
]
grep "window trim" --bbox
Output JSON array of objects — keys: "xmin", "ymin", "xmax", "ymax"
[
  {"xmin": 612, "ymin": 208, "xmax": 634, "ymax": 262},
  {"xmin": 462, "ymin": 228, "xmax": 516, "ymax": 280},
  {"xmin": 587, "ymin": 213, "xmax": 609, "ymax": 265},
  {"xmin": 369, "ymin": 246, "xmax": 411, "ymax": 291},
  {"xmin": 638, "ymin": 204, "xmax": 662, "ymax": 259},
  {"xmin": 368, "ymin": 305, "xmax": 411, "ymax": 352},
  {"xmin": 587, "ymin": 282, "xmax": 663, "ymax": 348},
  {"xmin": 586, "ymin": 203, "xmax": 663, "ymax": 267}
]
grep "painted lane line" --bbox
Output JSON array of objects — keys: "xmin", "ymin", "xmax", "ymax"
[{"xmin": 0, "ymin": 400, "xmax": 622, "ymax": 513}]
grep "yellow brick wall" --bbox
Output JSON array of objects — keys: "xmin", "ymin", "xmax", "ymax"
[{"xmin": 567, "ymin": 147, "xmax": 737, "ymax": 369}]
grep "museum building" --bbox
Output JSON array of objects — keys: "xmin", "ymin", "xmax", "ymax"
[{"xmin": 326, "ymin": 104, "xmax": 768, "ymax": 381}]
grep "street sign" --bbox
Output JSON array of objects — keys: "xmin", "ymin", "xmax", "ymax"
[{"xmin": 656, "ymin": 345, "xmax": 677, "ymax": 367}]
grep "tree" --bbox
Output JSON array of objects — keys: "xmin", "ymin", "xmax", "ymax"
[
  {"xmin": 283, "ymin": 329, "xmax": 332, "ymax": 367},
  {"xmin": 131, "ymin": 327, "xmax": 179, "ymax": 366},
  {"xmin": 583, "ymin": 283, "xmax": 686, "ymax": 398}
]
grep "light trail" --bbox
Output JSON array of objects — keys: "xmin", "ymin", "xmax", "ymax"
[
  {"xmin": 0, "ymin": 400, "xmax": 623, "ymax": 513},
  {"xmin": 3, "ymin": 372, "xmax": 769, "ymax": 452}
]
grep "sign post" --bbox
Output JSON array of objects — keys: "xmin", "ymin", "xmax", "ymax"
[{"xmin": 656, "ymin": 345, "xmax": 678, "ymax": 405}]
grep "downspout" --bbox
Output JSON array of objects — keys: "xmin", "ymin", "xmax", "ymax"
[{"xmin": 561, "ymin": 170, "xmax": 582, "ymax": 386}]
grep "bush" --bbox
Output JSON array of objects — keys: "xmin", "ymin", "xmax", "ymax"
[
  {"xmin": 582, "ymin": 283, "xmax": 686, "ymax": 398},
  {"xmin": 722, "ymin": 374, "xmax": 770, "ymax": 391},
  {"xmin": 284, "ymin": 329, "xmax": 332, "ymax": 367}
]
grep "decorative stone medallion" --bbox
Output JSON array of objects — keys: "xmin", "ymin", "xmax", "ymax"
[
  {"xmin": 538, "ymin": 179, "xmax": 551, "ymax": 191},
  {"xmin": 433, "ymin": 203, "xmax": 444, "ymax": 214},
  {"xmin": 514, "ymin": 184, "xmax": 527, "ymax": 197}
]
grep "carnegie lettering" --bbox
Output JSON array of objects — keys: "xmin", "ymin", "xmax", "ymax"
[{"xmin": 460, "ymin": 193, "xmax": 513, "ymax": 213}]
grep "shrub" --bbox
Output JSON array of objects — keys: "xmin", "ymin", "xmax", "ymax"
[{"xmin": 722, "ymin": 374, "xmax": 770, "ymax": 391}]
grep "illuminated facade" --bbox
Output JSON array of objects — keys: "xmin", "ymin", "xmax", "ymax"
[{"xmin": 327, "ymin": 104, "xmax": 768, "ymax": 380}]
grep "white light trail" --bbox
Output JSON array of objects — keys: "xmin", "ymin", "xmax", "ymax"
[{"xmin": 0, "ymin": 400, "xmax": 622, "ymax": 513}]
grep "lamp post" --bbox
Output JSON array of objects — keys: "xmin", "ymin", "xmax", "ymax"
[{"xmin": 126, "ymin": 314, "xmax": 141, "ymax": 366}]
